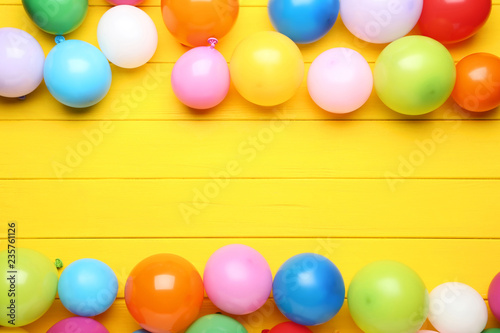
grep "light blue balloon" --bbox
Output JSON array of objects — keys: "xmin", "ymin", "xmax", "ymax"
[
  {"xmin": 58, "ymin": 258, "xmax": 118, "ymax": 317},
  {"xmin": 44, "ymin": 38, "xmax": 111, "ymax": 108},
  {"xmin": 133, "ymin": 330, "xmax": 150, "ymax": 333}
]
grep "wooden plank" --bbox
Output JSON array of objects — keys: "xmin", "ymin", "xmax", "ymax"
[
  {"xmin": 23, "ymin": 299, "xmax": 500, "ymax": 332},
  {"xmin": 4, "ymin": 238, "xmax": 499, "ymax": 299},
  {"xmin": 0, "ymin": 6, "xmax": 498, "ymax": 65},
  {"xmin": 1, "ymin": 120, "xmax": 500, "ymax": 179},
  {"xmin": 1, "ymin": 63, "xmax": 499, "ymax": 121},
  {"xmin": 1, "ymin": 179, "xmax": 500, "ymax": 239}
]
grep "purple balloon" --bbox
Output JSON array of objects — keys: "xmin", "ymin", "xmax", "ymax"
[
  {"xmin": 171, "ymin": 41, "xmax": 230, "ymax": 110},
  {"xmin": 0, "ymin": 27, "xmax": 45, "ymax": 98},
  {"xmin": 47, "ymin": 317, "xmax": 109, "ymax": 333}
]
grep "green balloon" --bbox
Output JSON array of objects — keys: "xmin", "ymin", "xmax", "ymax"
[
  {"xmin": 374, "ymin": 36, "xmax": 456, "ymax": 116},
  {"xmin": 347, "ymin": 260, "xmax": 429, "ymax": 333},
  {"xmin": 483, "ymin": 330, "xmax": 500, "ymax": 333},
  {"xmin": 22, "ymin": 0, "xmax": 88, "ymax": 35},
  {"xmin": 0, "ymin": 248, "xmax": 58, "ymax": 327},
  {"xmin": 185, "ymin": 314, "xmax": 248, "ymax": 333}
]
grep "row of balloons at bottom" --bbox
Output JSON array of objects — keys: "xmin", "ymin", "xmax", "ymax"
[
  {"xmin": 1, "ymin": 245, "xmax": 500, "ymax": 333},
  {"xmin": 2, "ymin": 25, "xmax": 500, "ymax": 116}
]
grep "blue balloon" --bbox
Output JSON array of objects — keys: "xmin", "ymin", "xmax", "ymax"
[
  {"xmin": 58, "ymin": 258, "xmax": 118, "ymax": 317},
  {"xmin": 133, "ymin": 330, "xmax": 150, "ymax": 333},
  {"xmin": 273, "ymin": 253, "xmax": 345, "ymax": 326},
  {"xmin": 44, "ymin": 38, "xmax": 112, "ymax": 108},
  {"xmin": 268, "ymin": 0, "xmax": 340, "ymax": 44}
]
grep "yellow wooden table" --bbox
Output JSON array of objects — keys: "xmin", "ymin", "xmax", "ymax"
[{"xmin": 1, "ymin": 0, "xmax": 500, "ymax": 332}]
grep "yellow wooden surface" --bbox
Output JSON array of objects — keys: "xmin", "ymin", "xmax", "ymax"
[{"xmin": 1, "ymin": 0, "xmax": 500, "ymax": 332}]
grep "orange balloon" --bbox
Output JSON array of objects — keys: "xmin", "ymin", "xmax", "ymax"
[
  {"xmin": 125, "ymin": 254, "xmax": 204, "ymax": 333},
  {"xmin": 161, "ymin": 0, "xmax": 239, "ymax": 47},
  {"xmin": 452, "ymin": 53, "xmax": 500, "ymax": 112}
]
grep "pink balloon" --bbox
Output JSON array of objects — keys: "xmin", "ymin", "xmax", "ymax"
[
  {"xmin": 48, "ymin": 317, "xmax": 109, "ymax": 333},
  {"xmin": 106, "ymin": 0, "xmax": 144, "ymax": 5},
  {"xmin": 204, "ymin": 244, "xmax": 272, "ymax": 315},
  {"xmin": 171, "ymin": 42, "xmax": 230, "ymax": 110},
  {"xmin": 417, "ymin": 331, "xmax": 439, "ymax": 333},
  {"xmin": 307, "ymin": 47, "xmax": 373, "ymax": 114},
  {"xmin": 489, "ymin": 272, "xmax": 500, "ymax": 321}
]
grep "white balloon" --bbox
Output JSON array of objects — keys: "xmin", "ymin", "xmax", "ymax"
[
  {"xmin": 428, "ymin": 282, "xmax": 488, "ymax": 333},
  {"xmin": 340, "ymin": 0, "xmax": 423, "ymax": 44},
  {"xmin": 97, "ymin": 5, "xmax": 158, "ymax": 68}
]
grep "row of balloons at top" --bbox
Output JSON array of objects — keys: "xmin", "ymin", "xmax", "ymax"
[{"xmin": 0, "ymin": 0, "xmax": 496, "ymax": 114}]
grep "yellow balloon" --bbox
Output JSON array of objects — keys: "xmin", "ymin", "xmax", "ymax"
[{"xmin": 230, "ymin": 31, "xmax": 304, "ymax": 106}]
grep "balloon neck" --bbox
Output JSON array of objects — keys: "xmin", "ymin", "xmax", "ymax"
[
  {"xmin": 55, "ymin": 35, "xmax": 65, "ymax": 44},
  {"xmin": 208, "ymin": 37, "xmax": 218, "ymax": 49},
  {"xmin": 55, "ymin": 258, "xmax": 63, "ymax": 269},
  {"xmin": 18, "ymin": 96, "xmax": 26, "ymax": 101}
]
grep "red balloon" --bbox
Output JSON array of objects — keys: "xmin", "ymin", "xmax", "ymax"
[
  {"xmin": 418, "ymin": 0, "xmax": 492, "ymax": 43},
  {"xmin": 267, "ymin": 322, "xmax": 312, "ymax": 333}
]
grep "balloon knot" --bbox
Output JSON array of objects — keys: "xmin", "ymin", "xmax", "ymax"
[
  {"xmin": 55, "ymin": 35, "xmax": 65, "ymax": 44},
  {"xmin": 55, "ymin": 258, "xmax": 63, "ymax": 269},
  {"xmin": 208, "ymin": 37, "xmax": 218, "ymax": 49},
  {"xmin": 262, "ymin": 330, "xmax": 270, "ymax": 333}
]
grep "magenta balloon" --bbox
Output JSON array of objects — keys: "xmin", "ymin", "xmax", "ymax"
[
  {"xmin": 172, "ymin": 44, "xmax": 230, "ymax": 109},
  {"xmin": 106, "ymin": 0, "xmax": 144, "ymax": 5},
  {"xmin": 47, "ymin": 317, "xmax": 109, "ymax": 333},
  {"xmin": 0, "ymin": 27, "xmax": 45, "ymax": 98},
  {"xmin": 489, "ymin": 272, "xmax": 500, "ymax": 321},
  {"xmin": 204, "ymin": 244, "xmax": 272, "ymax": 315},
  {"xmin": 307, "ymin": 48, "xmax": 373, "ymax": 114}
]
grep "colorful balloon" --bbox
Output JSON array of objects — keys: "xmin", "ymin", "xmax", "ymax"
[
  {"xmin": 22, "ymin": 0, "xmax": 88, "ymax": 35},
  {"xmin": 98, "ymin": 5, "xmax": 158, "ymax": 69},
  {"xmin": 0, "ymin": 248, "xmax": 58, "ymax": 327},
  {"xmin": 429, "ymin": 282, "xmax": 487, "ymax": 333},
  {"xmin": 172, "ymin": 39, "xmax": 230, "ymax": 110},
  {"xmin": 44, "ymin": 38, "xmax": 112, "ymax": 108},
  {"xmin": 273, "ymin": 253, "xmax": 345, "ymax": 326},
  {"xmin": 230, "ymin": 31, "xmax": 304, "ymax": 106},
  {"xmin": 489, "ymin": 272, "xmax": 500, "ymax": 321},
  {"xmin": 308, "ymin": 48, "xmax": 372, "ymax": 114},
  {"xmin": 186, "ymin": 314, "xmax": 248, "ymax": 333},
  {"xmin": 0, "ymin": 329, "xmax": 29, "ymax": 333},
  {"xmin": 58, "ymin": 258, "xmax": 118, "ymax": 317},
  {"xmin": 348, "ymin": 261, "xmax": 429, "ymax": 333},
  {"xmin": 452, "ymin": 53, "xmax": 500, "ymax": 112},
  {"xmin": 0, "ymin": 28, "xmax": 44, "ymax": 98},
  {"xmin": 268, "ymin": 322, "xmax": 312, "ymax": 333},
  {"xmin": 125, "ymin": 254, "xmax": 204, "ymax": 333},
  {"xmin": 161, "ymin": 0, "xmax": 239, "ymax": 47},
  {"xmin": 107, "ymin": 0, "xmax": 144, "ymax": 5},
  {"xmin": 374, "ymin": 36, "xmax": 456, "ymax": 115},
  {"xmin": 47, "ymin": 317, "xmax": 109, "ymax": 333},
  {"xmin": 268, "ymin": 0, "xmax": 339, "ymax": 44},
  {"xmin": 341, "ymin": 0, "xmax": 423, "ymax": 44},
  {"xmin": 204, "ymin": 244, "xmax": 272, "ymax": 315},
  {"xmin": 418, "ymin": 0, "xmax": 492, "ymax": 44}
]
